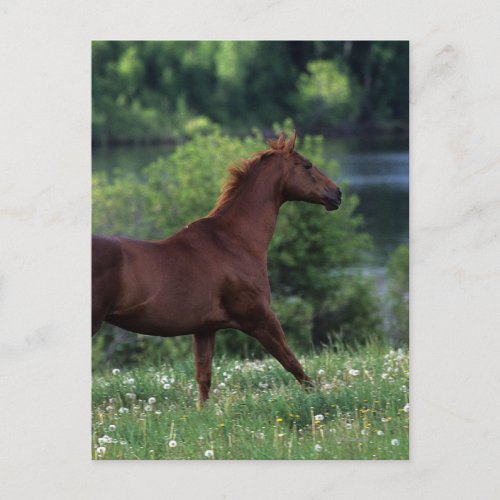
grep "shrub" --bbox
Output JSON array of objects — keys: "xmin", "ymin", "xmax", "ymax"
[{"xmin": 387, "ymin": 244, "xmax": 409, "ymax": 344}]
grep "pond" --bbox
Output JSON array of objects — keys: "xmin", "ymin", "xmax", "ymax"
[{"xmin": 93, "ymin": 136, "xmax": 408, "ymax": 270}]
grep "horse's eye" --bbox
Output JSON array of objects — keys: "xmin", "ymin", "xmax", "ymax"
[{"xmin": 304, "ymin": 161, "xmax": 312, "ymax": 170}]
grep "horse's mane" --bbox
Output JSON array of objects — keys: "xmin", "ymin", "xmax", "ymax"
[{"xmin": 207, "ymin": 132, "xmax": 296, "ymax": 217}]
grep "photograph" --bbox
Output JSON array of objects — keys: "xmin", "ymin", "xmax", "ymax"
[{"xmin": 91, "ymin": 40, "xmax": 409, "ymax": 460}]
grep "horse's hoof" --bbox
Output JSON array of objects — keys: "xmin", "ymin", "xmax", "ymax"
[{"xmin": 303, "ymin": 378, "xmax": 315, "ymax": 391}]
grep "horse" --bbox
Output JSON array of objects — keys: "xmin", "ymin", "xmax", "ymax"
[{"xmin": 92, "ymin": 131, "xmax": 342, "ymax": 404}]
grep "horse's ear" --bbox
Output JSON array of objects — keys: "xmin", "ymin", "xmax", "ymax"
[
  {"xmin": 269, "ymin": 131, "xmax": 286, "ymax": 150},
  {"xmin": 285, "ymin": 130, "xmax": 297, "ymax": 153},
  {"xmin": 276, "ymin": 131, "xmax": 286, "ymax": 149}
]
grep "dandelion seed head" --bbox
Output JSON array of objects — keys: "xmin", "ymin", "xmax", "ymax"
[
  {"xmin": 403, "ymin": 403, "xmax": 410, "ymax": 413},
  {"xmin": 118, "ymin": 407, "xmax": 129, "ymax": 414},
  {"xmin": 111, "ymin": 368, "xmax": 120, "ymax": 375},
  {"xmin": 348, "ymin": 369, "xmax": 360, "ymax": 376},
  {"xmin": 314, "ymin": 444, "xmax": 322, "ymax": 452},
  {"xmin": 98, "ymin": 435, "xmax": 112, "ymax": 445},
  {"xmin": 391, "ymin": 439, "xmax": 400, "ymax": 446},
  {"xmin": 108, "ymin": 425, "xmax": 116, "ymax": 432},
  {"xmin": 317, "ymin": 369, "xmax": 325, "ymax": 377},
  {"xmin": 148, "ymin": 397, "xmax": 156, "ymax": 405},
  {"xmin": 314, "ymin": 414, "xmax": 324, "ymax": 422},
  {"xmin": 96, "ymin": 446, "xmax": 106, "ymax": 456},
  {"xmin": 168, "ymin": 440, "xmax": 177, "ymax": 448},
  {"xmin": 144, "ymin": 405, "xmax": 152, "ymax": 412},
  {"xmin": 377, "ymin": 430, "xmax": 384, "ymax": 436},
  {"xmin": 163, "ymin": 383, "xmax": 171, "ymax": 390},
  {"xmin": 204, "ymin": 449, "xmax": 214, "ymax": 458}
]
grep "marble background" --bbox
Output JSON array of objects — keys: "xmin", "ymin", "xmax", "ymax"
[{"xmin": 1, "ymin": 0, "xmax": 499, "ymax": 498}]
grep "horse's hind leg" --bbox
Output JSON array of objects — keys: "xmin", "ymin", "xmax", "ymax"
[
  {"xmin": 193, "ymin": 331, "xmax": 216, "ymax": 407},
  {"xmin": 242, "ymin": 310, "xmax": 311, "ymax": 386}
]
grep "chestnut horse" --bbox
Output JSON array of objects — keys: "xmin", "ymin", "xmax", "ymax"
[{"xmin": 92, "ymin": 132, "xmax": 342, "ymax": 404}]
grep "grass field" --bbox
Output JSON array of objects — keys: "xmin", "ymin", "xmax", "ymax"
[{"xmin": 92, "ymin": 344, "xmax": 409, "ymax": 460}]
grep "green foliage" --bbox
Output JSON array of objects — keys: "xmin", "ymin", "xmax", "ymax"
[
  {"xmin": 92, "ymin": 345, "xmax": 409, "ymax": 460},
  {"xmin": 93, "ymin": 126, "xmax": 385, "ymax": 366},
  {"xmin": 296, "ymin": 60, "xmax": 362, "ymax": 131},
  {"xmin": 92, "ymin": 41, "xmax": 408, "ymax": 145},
  {"xmin": 387, "ymin": 245, "xmax": 409, "ymax": 343}
]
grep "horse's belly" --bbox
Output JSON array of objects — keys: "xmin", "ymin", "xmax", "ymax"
[{"xmin": 106, "ymin": 298, "xmax": 231, "ymax": 337}]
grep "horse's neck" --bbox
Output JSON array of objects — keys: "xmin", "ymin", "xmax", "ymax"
[{"xmin": 218, "ymin": 166, "xmax": 284, "ymax": 256}]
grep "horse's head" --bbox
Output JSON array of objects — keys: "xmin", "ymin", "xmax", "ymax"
[{"xmin": 271, "ymin": 131, "xmax": 342, "ymax": 211}]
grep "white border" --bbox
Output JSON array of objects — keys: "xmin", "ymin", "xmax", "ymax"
[{"xmin": 1, "ymin": 1, "xmax": 500, "ymax": 498}]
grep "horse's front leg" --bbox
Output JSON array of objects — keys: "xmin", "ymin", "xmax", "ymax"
[
  {"xmin": 241, "ymin": 309, "xmax": 312, "ymax": 386},
  {"xmin": 192, "ymin": 331, "xmax": 216, "ymax": 407}
]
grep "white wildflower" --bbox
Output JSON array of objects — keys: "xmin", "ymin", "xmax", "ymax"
[{"xmin": 98, "ymin": 435, "xmax": 112, "ymax": 445}]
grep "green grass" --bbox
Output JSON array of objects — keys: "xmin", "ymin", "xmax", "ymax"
[{"xmin": 92, "ymin": 344, "xmax": 409, "ymax": 460}]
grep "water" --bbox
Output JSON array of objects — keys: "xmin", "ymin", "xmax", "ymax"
[
  {"xmin": 92, "ymin": 136, "xmax": 409, "ymax": 269},
  {"xmin": 326, "ymin": 136, "xmax": 409, "ymax": 265}
]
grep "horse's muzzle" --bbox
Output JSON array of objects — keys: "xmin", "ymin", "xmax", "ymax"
[{"xmin": 323, "ymin": 189, "xmax": 342, "ymax": 211}]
